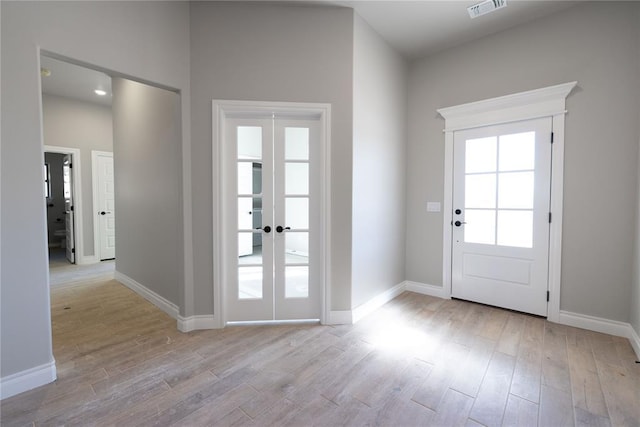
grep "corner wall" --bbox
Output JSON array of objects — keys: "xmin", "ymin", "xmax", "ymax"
[
  {"xmin": 352, "ymin": 15, "xmax": 408, "ymax": 308},
  {"xmin": 406, "ymin": 2, "xmax": 640, "ymax": 323}
]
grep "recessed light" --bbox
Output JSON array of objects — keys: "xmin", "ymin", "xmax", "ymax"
[
  {"xmin": 468, "ymin": 0, "xmax": 507, "ymax": 19},
  {"xmin": 94, "ymin": 89, "xmax": 107, "ymax": 96}
]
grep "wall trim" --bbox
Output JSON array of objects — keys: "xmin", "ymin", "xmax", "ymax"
[
  {"xmin": 114, "ymin": 271, "xmax": 179, "ymax": 320},
  {"xmin": 352, "ymin": 282, "xmax": 405, "ymax": 324},
  {"xmin": 0, "ymin": 360, "xmax": 57, "ymax": 400},
  {"xmin": 178, "ymin": 315, "xmax": 217, "ymax": 332},
  {"xmin": 558, "ymin": 310, "xmax": 640, "ymax": 359},
  {"xmin": 404, "ymin": 281, "xmax": 450, "ymax": 299}
]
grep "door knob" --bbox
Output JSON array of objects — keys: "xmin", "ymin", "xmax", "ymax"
[
  {"xmin": 455, "ymin": 209, "xmax": 462, "ymax": 215},
  {"xmin": 276, "ymin": 226, "xmax": 291, "ymax": 233},
  {"xmin": 454, "ymin": 220, "xmax": 467, "ymax": 227},
  {"xmin": 257, "ymin": 225, "xmax": 271, "ymax": 233}
]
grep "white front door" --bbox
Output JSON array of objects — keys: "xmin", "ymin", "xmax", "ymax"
[
  {"xmin": 63, "ymin": 154, "xmax": 75, "ymax": 263},
  {"xmin": 452, "ymin": 117, "xmax": 552, "ymax": 316},
  {"xmin": 224, "ymin": 116, "xmax": 321, "ymax": 322},
  {"xmin": 95, "ymin": 152, "xmax": 116, "ymax": 260}
]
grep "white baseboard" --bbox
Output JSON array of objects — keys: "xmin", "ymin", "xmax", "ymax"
[
  {"xmin": 178, "ymin": 315, "xmax": 220, "ymax": 332},
  {"xmin": 0, "ymin": 360, "xmax": 57, "ymax": 400},
  {"xmin": 404, "ymin": 280, "xmax": 449, "ymax": 299},
  {"xmin": 352, "ymin": 282, "xmax": 406, "ymax": 324},
  {"xmin": 115, "ymin": 271, "xmax": 179, "ymax": 320},
  {"xmin": 558, "ymin": 310, "xmax": 640, "ymax": 360},
  {"xmin": 327, "ymin": 310, "xmax": 352, "ymax": 325}
]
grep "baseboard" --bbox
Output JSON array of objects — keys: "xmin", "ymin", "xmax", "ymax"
[
  {"xmin": 629, "ymin": 325, "xmax": 640, "ymax": 360},
  {"xmin": 404, "ymin": 280, "xmax": 449, "ymax": 299},
  {"xmin": 0, "ymin": 360, "xmax": 57, "ymax": 400},
  {"xmin": 178, "ymin": 315, "xmax": 220, "ymax": 332},
  {"xmin": 352, "ymin": 282, "xmax": 406, "ymax": 324},
  {"xmin": 114, "ymin": 271, "xmax": 179, "ymax": 320},
  {"xmin": 327, "ymin": 310, "xmax": 352, "ymax": 325}
]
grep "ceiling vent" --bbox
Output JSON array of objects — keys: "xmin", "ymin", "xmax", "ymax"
[{"xmin": 467, "ymin": 0, "xmax": 507, "ymax": 19}]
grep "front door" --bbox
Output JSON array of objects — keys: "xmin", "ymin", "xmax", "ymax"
[
  {"xmin": 63, "ymin": 154, "xmax": 75, "ymax": 263},
  {"xmin": 224, "ymin": 116, "xmax": 321, "ymax": 322},
  {"xmin": 451, "ymin": 117, "xmax": 552, "ymax": 316}
]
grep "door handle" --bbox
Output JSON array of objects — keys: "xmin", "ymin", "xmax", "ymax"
[
  {"xmin": 276, "ymin": 226, "xmax": 291, "ymax": 233},
  {"xmin": 256, "ymin": 225, "xmax": 271, "ymax": 233},
  {"xmin": 99, "ymin": 211, "xmax": 112, "ymax": 215},
  {"xmin": 454, "ymin": 221, "xmax": 467, "ymax": 227}
]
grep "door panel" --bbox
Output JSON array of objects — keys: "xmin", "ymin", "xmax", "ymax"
[
  {"xmin": 452, "ymin": 117, "xmax": 552, "ymax": 316},
  {"xmin": 63, "ymin": 154, "xmax": 75, "ymax": 263},
  {"xmin": 224, "ymin": 117, "xmax": 320, "ymax": 322},
  {"xmin": 96, "ymin": 153, "xmax": 115, "ymax": 260}
]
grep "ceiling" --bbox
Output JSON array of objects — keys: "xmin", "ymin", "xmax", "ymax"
[
  {"xmin": 40, "ymin": 0, "xmax": 581, "ymax": 104},
  {"xmin": 337, "ymin": 1, "xmax": 580, "ymax": 59}
]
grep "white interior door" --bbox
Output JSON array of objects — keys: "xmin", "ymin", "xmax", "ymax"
[
  {"xmin": 452, "ymin": 117, "xmax": 552, "ymax": 316},
  {"xmin": 63, "ymin": 154, "xmax": 75, "ymax": 263},
  {"xmin": 224, "ymin": 116, "xmax": 321, "ymax": 322},
  {"xmin": 95, "ymin": 152, "xmax": 116, "ymax": 260}
]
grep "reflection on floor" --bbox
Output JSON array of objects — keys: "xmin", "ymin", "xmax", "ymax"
[{"xmin": 49, "ymin": 247, "xmax": 115, "ymax": 287}]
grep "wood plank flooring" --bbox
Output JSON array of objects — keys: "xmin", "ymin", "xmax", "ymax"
[{"xmin": 1, "ymin": 279, "xmax": 639, "ymax": 426}]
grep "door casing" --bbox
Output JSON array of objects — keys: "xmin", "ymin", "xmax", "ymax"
[
  {"xmin": 438, "ymin": 82, "xmax": 577, "ymax": 322},
  {"xmin": 212, "ymin": 100, "xmax": 331, "ymax": 328}
]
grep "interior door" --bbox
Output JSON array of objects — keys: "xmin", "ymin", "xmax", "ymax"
[
  {"xmin": 224, "ymin": 116, "xmax": 321, "ymax": 322},
  {"xmin": 96, "ymin": 153, "xmax": 116, "ymax": 260},
  {"xmin": 63, "ymin": 154, "xmax": 75, "ymax": 263},
  {"xmin": 451, "ymin": 117, "xmax": 552, "ymax": 316}
]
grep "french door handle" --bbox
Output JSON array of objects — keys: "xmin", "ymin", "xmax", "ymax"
[
  {"xmin": 257, "ymin": 225, "xmax": 271, "ymax": 233},
  {"xmin": 276, "ymin": 226, "xmax": 291, "ymax": 233},
  {"xmin": 454, "ymin": 221, "xmax": 467, "ymax": 227},
  {"xmin": 99, "ymin": 211, "xmax": 112, "ymax": 215}
]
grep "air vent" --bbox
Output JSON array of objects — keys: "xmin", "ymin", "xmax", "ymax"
[{"xmin": 468, "ymin": 0, "xmax": 507, "ymax": 19}]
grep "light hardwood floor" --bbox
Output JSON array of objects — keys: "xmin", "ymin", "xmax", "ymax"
[{"xmin": 1, "ymin": 279, "xmax": 639, "ymax": 426}]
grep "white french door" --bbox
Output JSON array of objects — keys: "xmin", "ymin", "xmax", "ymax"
[
  {"xmin": 63, "ymin": 154, "xmax": 75, "ymax": 263},
  {"xmin": 452, "ymin": 117, "xmax": 552, "ymax": 316},
  {"xmin": 224, "ymin": 115, "xmax": 321, "ymax": 322}
]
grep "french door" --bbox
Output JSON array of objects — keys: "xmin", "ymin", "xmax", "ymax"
[
  {"xmin": 451, "ymin": 117, "xmax": 552, "ymax": 316},
  {"xmin": 224, "ymin": 115, "xmax": 321, "ymax": 322}
]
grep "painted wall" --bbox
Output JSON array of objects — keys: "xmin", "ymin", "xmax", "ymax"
[
  {"xmin": 42, "ymin": 94, "xmax": 114, "ymax": 257},
  {"xmin": 632, "ymin": 5, "xmax": 640, "ymax": 337},
  {"xmin": 112, "ymin": 78, "xmax": 182, "ymax": 306},
  {"xmin": 189, "ymin": 2, "xmax": 354, "ymax": 313},
  {"xmin": 351, "ymin": 15, "xmax": 408, "ymax": 308},
  {"xmin": 44, "ymin": 153, "xmax": 66, "ymax": 245},
  {"xmin": 0, "ymin": 0, "xmax": 190, "ymax": 385},
  {"xmin": 406, "ymin": 2, "xmax": 640, "ymax": 322}
]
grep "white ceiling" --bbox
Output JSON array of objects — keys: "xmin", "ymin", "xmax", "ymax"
[
  {"xmin": 39, "ymin": 0, "xmax": 581, "ymax": 104},
  {"xmin": 337, "ymin": 0, "xmax": 580, "ymax": 59},
  {"xmin": 40, "ymin": 55, "xmax": 112, "ymax": 106}
]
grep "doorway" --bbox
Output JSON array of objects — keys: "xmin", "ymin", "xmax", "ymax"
[
  {"xmin": 214, "ymin": 101, "xmax": 330, "ymax": 325},
  {"xmin": 451, "ymin": 117, "xmax": 552, "ymax": 316}
]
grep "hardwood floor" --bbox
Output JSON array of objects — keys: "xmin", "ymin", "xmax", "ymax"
[{"xmin": 2, "ymin": 279, "xmax": 639, "ymax": 426}]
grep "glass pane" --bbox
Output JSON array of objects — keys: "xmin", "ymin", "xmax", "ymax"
[
  {"xmin": 238, "ymin": 162, "xmax": 252, "ymax": 195},
  {"xmin": 252, "ymin": 163, "xmax": 262, "ymax": 194},
  {"xmin": 285, "ymin": 232, "xmax": 308, "ymax": 263},
  {"xmin": 499, "ymin": 132, "xmax": 535, "ymax": 171},
  {"xmin": 497, "ymin": 210, "xmax": 533, "ymax": 248},
  {"xmin": 238, "ymin": 266, "xmax": 262, "ymax": 299},
  {"xmin": 285, "ymin": 266, "xmax": 309, "ymax": 298},
  {"xmin": 238, "ymin": 126, "xmax": 262, "ymax": 160},
  {"xmin": 498, "ymin": 172, "xmax": 534, "ymax": 209},
  {"xmin": 285, "ymin": 127, "xmax": 309, "ymax": 160},
  {"xmin": 238, "ymin": 232, "xmax": 262, "ymax": 264},
  {"xmin": 465, "ymin": 173, "xmax": 496, "ymax": 209},
  {"xmin": 285, "ymin": 163, "xmax": 309, "ymax": 195},
  {"xmin": 285, "ymin": 198, "xmax": 309, "ymax": 229},
  {"xmin": 465, "ymin": 137, "xmax": 497, "ymax": 173},
  {"xmin": 237, "ymin": 198, "xmax": 253, "ymax": 229},
  {"xmin": 464, "ymin": 209, "xmax": 496, "ymax": 245}
]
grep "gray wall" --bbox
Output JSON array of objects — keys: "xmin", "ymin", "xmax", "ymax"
[
  {"xmin": 1, "ymin": 1, "xmax": 190, "ymax": 380},
  {"xmin": 44, "ymin": 153, "xmax": 66, "ymax": 245},
  {"xmin": 351, "ymin": 15, "xmax": 407, "ymax": 308},
  {"xmin": 112, "ymin": 78, "xmax": 182, "ymax": 306},
  {"xmin": 406, "ymin": 2, "xmax": 640, "ymax": 322},
  {"xmin": 189, "ymin": 2, "xmax": 354, "ymax": 313},
  {"xmin": 42, "ymin": 94, "xmax": 114, "ymax": 257}
]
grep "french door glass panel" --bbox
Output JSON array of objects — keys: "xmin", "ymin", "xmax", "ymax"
[{"xmin": 226, "ymin": 117, "xmax": 319, "ymax": 321}]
